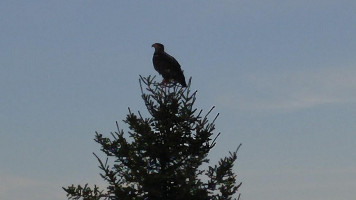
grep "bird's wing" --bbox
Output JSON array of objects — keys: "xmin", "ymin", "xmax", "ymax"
[
  {"xmin": 153, "ymin": 51, "xmax": 187, "ymax": 87},
  {"xmin": 153, "ymin": 52, "xmax": 181, "ymax": 73},
  {"xmin": 163, "ymin": 52, "xmax": 186, "ymax": 86},
  {"xmin": 163, "ymin": 52, "xmax": 182, "ymax": 70}
]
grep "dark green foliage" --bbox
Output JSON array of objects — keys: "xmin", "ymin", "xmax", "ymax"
[{"xmin": 63, "ymin": 76, "xmax": 242, "ymax": 200}]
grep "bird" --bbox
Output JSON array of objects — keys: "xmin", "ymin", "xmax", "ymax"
[{"xmin": 152, "ymin": 43, "xmax": 187, "ymax": 87}]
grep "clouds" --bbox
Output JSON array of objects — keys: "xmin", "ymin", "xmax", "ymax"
[
  {"xmin": 242, "ymin": 166, "xmax": 356, "ymax": 200},
  {"xmin": 0, "ymin": 173, "xmax": 107, "ymax": 200},
  {"xmin": 0, "ymin": 174, "xmax": 42, "ymax": 193},
  {"xmin": 0, "ymin": 1, "xmax": 355, "ymax": 200},
  {"xmin": 0, "ymin": 174, "xmax": 60, "ymax": 200},
  {"xmin": 217, "ymin": 65, "xmax": 356, "ymax": 112}
]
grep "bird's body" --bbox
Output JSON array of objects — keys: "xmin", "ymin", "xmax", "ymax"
[{"xmin": 152, "ymin": 43, "xmax": 187, "ymax": 87}]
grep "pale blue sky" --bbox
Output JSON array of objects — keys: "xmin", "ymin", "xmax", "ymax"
[{"xmin": 1, "ymin": 1, "xmax": 355, "ymax": 200}]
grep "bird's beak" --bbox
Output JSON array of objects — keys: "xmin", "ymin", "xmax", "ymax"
[{"xmin": 151, "ymin": 44, "xmax": 155, "ymax": 48}]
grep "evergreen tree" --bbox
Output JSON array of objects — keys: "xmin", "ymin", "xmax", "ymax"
[{"xmin": 63, "ymin": 76, "xmax": 242, "ymax": 200}]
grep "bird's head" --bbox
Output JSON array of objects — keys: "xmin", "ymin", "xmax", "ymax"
[{"xmin": 152, "ymin": 43, "xmax": 164, "ymax": 51}]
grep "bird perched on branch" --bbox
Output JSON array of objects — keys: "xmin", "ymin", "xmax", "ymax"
[{"xmin": 152, "ymin": 43, "xmax": 187, "ymax": 87}]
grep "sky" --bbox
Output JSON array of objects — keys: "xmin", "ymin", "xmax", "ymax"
[{"xmin": 1, "ymin": 1, "xmax": 355, "ymax": 199}]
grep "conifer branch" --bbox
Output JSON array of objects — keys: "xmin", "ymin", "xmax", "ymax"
[{"xmin": 64, "ymin": 75, "xmax": 242, "ymax": 200}]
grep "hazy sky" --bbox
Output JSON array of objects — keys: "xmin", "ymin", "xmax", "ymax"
[{"xmin": 1, "ymin": 1, "xmax": 355, "ymax": 200}]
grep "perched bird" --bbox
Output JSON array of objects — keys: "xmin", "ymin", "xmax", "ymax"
[{"xmin": 152, "ymin": 43, "xmax": 187, "ymax": 87}]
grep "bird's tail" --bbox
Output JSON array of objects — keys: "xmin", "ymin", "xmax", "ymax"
[{"xmin": 179, "ymin": 77, "xmax": 187, "ymax": 87}]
